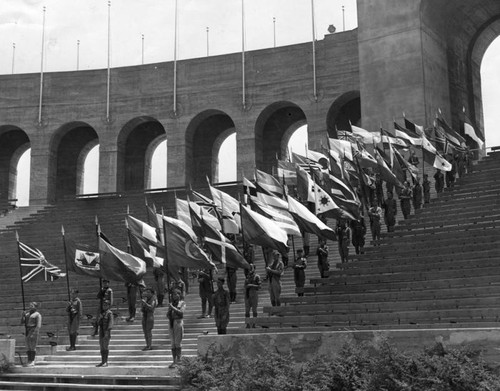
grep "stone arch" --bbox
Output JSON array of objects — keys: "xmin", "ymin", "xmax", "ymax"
[
  {"xmin": 117, "ymin": 116, "xmax": 166, "ymax": 192},
  {"xmin": 49, "ymin": 121, "xmax": 99, "ymax": 201},
  {"xmin": 419, "ymin": 0, "xmax": 500, "ymax": 147},
  {"xmin": 0, "ymin": 126, "xmax": 30, "ymax": 203},
  {"xmin": 255, "ymin": 101, "xmax": 307, "ymax": 173},
  {"xmin": 185, "ymin": 110, "xmax": 236, "ymax": 187},
  {"xmin": 326, "ymin": 91, "xmax": 361, "ymax": 138},
  {"xmin": 76, "ymin": 139, "xmax": 99, "ymax": 195},
  {"xmin": 211, "ymin": 128, "xmax": 236, "ymax": 184},
  {"xmin": 144, "ymin": 134, "xmax": 167, "ymax": 190}
]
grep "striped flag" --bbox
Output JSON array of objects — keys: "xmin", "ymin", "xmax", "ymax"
[{"xmin": 18, "ymin": 241, "xmax": 66, "ymax": 282}]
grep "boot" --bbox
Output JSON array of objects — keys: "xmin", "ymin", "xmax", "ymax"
[
  {"xmin": 102, "ymin": 350, "xmax": 108, "ymax": 367},
  {"xmin": 66, "ymin": 334, "xmax": 76, "ymax": 351},
  {"xmin": 96, "ymin": 350, "xmax": 105, "ymax": 367},
  {"xmin": 26, "ymin": 351, "xmax": 33, "ymax": 366},
  {"xmin": 28, "ymin": 351, "xmax": 36, "ymax": 366},
  {"xmin": 176, "ymin": 347, "xmax": 182, "ymax": 364},
  {"xmin": 169, "ymin": 349, "xmax": 176, "ymax": 368}
]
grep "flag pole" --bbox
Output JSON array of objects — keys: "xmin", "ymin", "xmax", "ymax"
[
  {"xmin": 310, "ymin": 0, "xmax": 317, "ymax": 102},
  {"xmin": 95, "ymin": 216, "xmax": 103, "ymax": 292},
  {"xmin": 161, "ymin": 211, "xmax": 173, "ymax": 304},
  {"xmin": 38, "ymin": 6, "xmax": 46, "ymax": 126},
  {"xmin": 173, "ymin": 0, "xmax": 178, "ymax": 116},
  {"xmin": 61, "ymin": 225, "xmax": 71, "ymax": 301},
  {"xmin": 106, "ymin": 1, "xmax": 111, "ymax": 122},
  {"xmin": 241, "ymin": 0, "xmax": 246, "ymax": 109},
  {"xmin": 15, "ymin": 231, "xmax": 27, "ymax": 312}
]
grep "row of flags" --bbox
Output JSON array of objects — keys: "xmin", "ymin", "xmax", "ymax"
[{"xmin": 16, "ymin": 111, "xmax": 482, "ymax": 292}]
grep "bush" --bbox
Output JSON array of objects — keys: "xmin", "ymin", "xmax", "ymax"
[
  {"xmin": 0, "ymin": 354, "xmax": 13, "ymax": 375},
  {"xmin": 178, "ymin": 339, "xmax": 500, "ymax": 391}
]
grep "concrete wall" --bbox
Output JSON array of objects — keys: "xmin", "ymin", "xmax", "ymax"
[
  {"xmin": 0, "ymin": 31, "xmax": 359, "ymax": 204},
  {"xmin": 199, "ymin": 328, "xmax": 500, "ymax": 369}
]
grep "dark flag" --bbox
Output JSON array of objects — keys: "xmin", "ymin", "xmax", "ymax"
[
  {"xmin": 64, "ymin": 236, "xmax": 102, "ymax": 278},
  {"xmin": 99, "ymin": 234, "xmax": 147, "ymax": 284}
]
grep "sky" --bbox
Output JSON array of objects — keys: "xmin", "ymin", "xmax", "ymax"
[{"xmin": 1, "ymin": 0, "xmax": 499, "ymax": 205}]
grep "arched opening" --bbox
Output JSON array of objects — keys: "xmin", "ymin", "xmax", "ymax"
[
  {"xmin": 0, "ymin": 126, "xmax": 30, "ymax": 206},
  {"xmin": 49, "ymin": 122, "xmax": 99, "ymax": 201},
  {"xmin": 255, "ymin": 101, "xmax": 307, "ymax": 173},
  {"xmin": 213, "ymin": 131, "xmax": 236, "ymax": 183},
  {"xmin": 481, "ymin": 36, "xmax": 500, "ymax": 148},
  {"xmin": 15, "ymin": 148, "xmax": 31, "ymax": 207},
  {"xmin": 117, "ymin": 117, "xmax": 166, "ymax": 192},
  {"xmin": 147, "ymin": 138, "xmax": 167, "ymax": 190},
  {"xmin": 185, "ymin": 110, "xmax": 236, "ymax": 187},
  {"xmin": 327, "ymin": 91, "xmax": 361, "ymax": 138},
  {"xmin": 80, "ymin": 144, "xmax": 99, "ymax": 195},
  {"xmin": 286, "ymin": 125, "xmax": 308, "ymax": 158}
]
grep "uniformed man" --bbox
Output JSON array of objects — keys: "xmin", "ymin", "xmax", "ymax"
[
  {"xmin": 96, "ymin": 300, "xmax": 113, "ymax": 367},
  {"xmin": 266, "ymin": 251, "xmax": 284, "ymax": 306},
  {"xmin": 212, "ymin": 277, "xmax": 231, "ymax": 335},
  {"xmin": 141, "ymin": 287, "xmax": 157, "ymax": 351},
  {"xmin": 66, "ymin": 288, "xmax": 82, "ymax": 351},
  {"xmin": 167, "ymin": 289, "xmax": 186, "ymax": 368},
  {"xmin": 21, "ymin": 302, "xmax": 42, "ymax": 366},
  {"xmin": 92, "ymin": 279, "xmax": 113, "ymax": 337}
]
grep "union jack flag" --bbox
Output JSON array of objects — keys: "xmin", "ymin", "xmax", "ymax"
[{"xmin": 18, "ymin": 241, "xmax": 66, "ymax": 283}]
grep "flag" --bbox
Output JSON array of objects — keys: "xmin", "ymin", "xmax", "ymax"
[
  {"xmin": 126, "ymin": 215, "xmax": 165, "ymax": 268},
  {"xmin": 189, "ymin": 200, "xmax": 221, "ymax": 234},
  {"xmin": 296, "ymin": 165, "xmax": 316, "ymax": 202},
  {"xmin": 433, "ymin": 154, "xmax": 452, "ymax": 172},
  {"xmin": 328, "ymin": 138, "xmax": 353, "ymax": 162},
  {"xmin": 242, "ymin": 176, "xmax": 257, "ymax": 199},
  {"xmin": 18, "ymin": 240, "xmax": 66, "ymax": 282},
  {"xmin": 394, "ymin": 122, "xmax": 422, "ymax": 146},
  {"xmin": 351, "ymin": 124, "xmax": 381, "ymax": 144},
  {"xmin": 277, "ymin": 160, "xmax": 298, "ymax": 186},
  {"xmin": 394, "ymin": 148, "xmax": 419, "ymax": 181},
  {"xmin": 176, "ymin": 198, "xmax": 192, "ymax": 228},
  {"xmin": 287, "ymin": 196, "xmax": 336, "ymax": 241},
  {"xmin": 373, "ymin": 148, "xmax": 402, "ymax": 188},
  {"xmin": 240, "ymin": 204, "xmax": 289, "ymax": 254},
  {"xmin": 98, "ymin": 234, "xmax": 147, "ymax": 284},
  {"xmin": 250, "ymin": 197, "xmax": 301, "ymax": 236},
  {"xmin": 200, "ymin": 218, "xmax": 249, "ymax": 269},
  {"xmin": 128, "ymin": 232, "xmax": 164, "ymax": 268},
  {"xmin": 162, "ymin": 215, "xmax": 215, "ymax": 270},
  {"xmin": 146, "ymin": 203, "xmax": 161, "ymax": 230},
  {"xmin": 323, "ymin": 172, "xmax": 358, "ymax": 202},
  {"xmin": 380, "ymin": 128, "xmax": 409, "ymax": 148},
  {"xmin": 436, "ymin": 116, "xmax": 466, "ymax": 146},
  {"xmin": 64, "ymin": 236, "xmax": 102, "ymax": 278},
  {"xmin": 404, "ymin": 117, "xmax": 425, "ymax": 136},
  {"xmin": 463, "ymin": 114, "xmax": 484, "ymax": 149},
  {"xmin": 209, "ymin": 184, "xmax": 241, "ymax": 234},
  {"xmin": 255, "ymin": 169, "xmax": 284, "ymax": 197}
]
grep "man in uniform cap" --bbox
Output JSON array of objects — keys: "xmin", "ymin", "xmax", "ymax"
[
  {"xmin": 212, "ymin": 277, "xmax": 231, "ymax": 335},
  {"xmin": 96, "ymin": 300, "xmax": 113, "ymax": 367}
]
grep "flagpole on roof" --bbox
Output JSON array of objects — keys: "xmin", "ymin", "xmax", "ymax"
[
  {"xmin": 15, "ymin": 231, "xmax": 27, "ymax": 312},
  {"xmin": 61, "ymin": 225, "xmax": 71, "ymax": 301}
]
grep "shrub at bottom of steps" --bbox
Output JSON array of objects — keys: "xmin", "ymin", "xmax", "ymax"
[
  {"xmin": 0, "ymin": 354, "xmax": 13, "ymax": 374},
  {"xmin": 178, "ymin": 339, "xmax": 500, "ymax": 391}
]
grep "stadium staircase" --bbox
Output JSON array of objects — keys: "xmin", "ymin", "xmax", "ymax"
[
  {"xmin": 246, "ymin": 148, "xmax": 500, "ymax": 330},
  {"xmin": 0, "ymin": 149, "xmax": 498, "ymax": 389}
]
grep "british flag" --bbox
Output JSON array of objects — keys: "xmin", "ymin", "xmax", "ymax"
[{"xmin": 18, "ymin": 241, "xmax": 66, "ymax": 283}]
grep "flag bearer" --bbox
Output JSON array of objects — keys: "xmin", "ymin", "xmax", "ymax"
[
  {"xmin": 167, "ymin": 289, "xmax": 186, "ymax": 368},
  {"xmin": 140, "ymin": 287, "xmax": 157, "ymax": 350},
  {"xmin": 266, "ymin": 251, "xmax": 284, "ymax": 306},
  {"xmin": 96, "ymin": 300, "xmax": 113, "ymax": 367},
  {"xmin": 21, "ymin": 302, "xmax": 42, "ymax": 366},
  {"xmin": 66, "ymin": 288, "xmax": 82, "ymax": 351}
]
